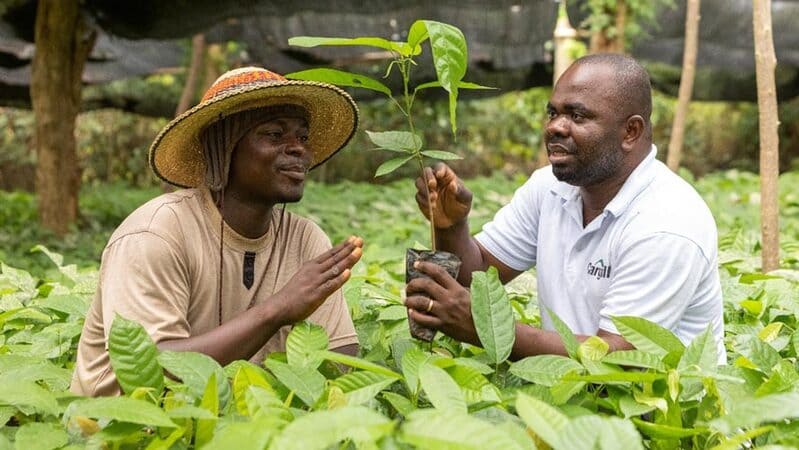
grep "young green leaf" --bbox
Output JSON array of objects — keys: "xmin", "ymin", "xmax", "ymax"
[
  {"xmin": 381, "ymin": 391, "xmax": 415, "ymax": 416},
  {"xmin": 333, "ymin": 371, "xmax": 398, "ymax": 406},
  {"xmin": 509, "ymin": 355, "xmax": 584, "ymax": 386},
  {"xmin": 578, "ymin": 336, "xmax": 610, "ymax": 362},
  {"xmin": 419, "ymin": 363, "xmax": 467, "ymax": 414},
  {"xmin": 601, "ymin": 350, "xmax": 667, "ymax": 371},
  {"xmin": 732, "ymin": 334, "xmax": 781, "ymax": 374},
  {"xmin": 631, "ymin": 418, "xmax": 707, "ymax": 439},
  {"xmin": 157, "ymin": 351, "xmax": 231, "ymax": 408},
  {"xmin": 400, "ymin": 409, "xmax": 528, "ymax": 450},
  {"xmin": 264, "ymin": 359, "xmax": 325, "ymax": 407},
  {"xmin": 318, "ymin": 350, "xmax": 401, "ymax": 378},
  {"xmin": 515, "ymin": 392, "xmax": 568, "ymax": 448},
  {"xmin": 420, "ymin": 150, "xmax": 462, "ymax": 161},
  {"xmin": 418, "ymin": 20, "xmax": 468, "ymax": 134},
  {"xmin": 366, "ymin": 130, "xmax": 422, "ymax": 152},
  {"xmin": 611, "ymin": 316, "xmax": 685, "ymax": 358},
  {"xmin": 375, "ymin": 155, "xmax": 415, "ymax": 177},
  {"xmin": 0, "ymin": 381, "xmax": 60, "ymax": 417},
  {"xmin": 232, "ymin": 365, "xmax": 275, "ymax": 416},
  {"xmin": 677, "ymin": 326, "xmax": 720, "ymax": 373},
  {"xmin": 710, "ymin": 392, "xmax": 799, "ymax": 435},
  {"xmin": 286, "ymin": 321, "xmax": 328, "ymax": 370},
  {"xmin": 285, "ymin": 68, "xmax": 393, "ymax": 97},
  {"xmin": 470, "ymin": 267, "xmax": 515, "ymax": 365},
  {"xmin": 66, "ymin": 397, "xmax": 176, "ymax": 428},
  {"xmin": 270, "ymin": 406, "xmax": 395, "ymax": 450},
  {"xmin": 288, "ymin": 36, "xmax": 414, "ymax": 56},
  {"xmin": 414, "ymin": 80, "xmax": 496, "ymax": 93},
  {"xmin": 547, "ymin": 308, "xmax": 580, "ymax": 360},
  {"xmin": 203, "ymin": 418, "xmax": 277, "ymax": 450},
  {"xmin": 107, "ymin": 315, "xmax": 164, "ymax": 397},
  {"xmin": 246, "ymin": 386, "xmax": 293, "ymax": 422},
  {"xmin": 195, "ymin": 371, "xmax": 219, "ymax": 448}
]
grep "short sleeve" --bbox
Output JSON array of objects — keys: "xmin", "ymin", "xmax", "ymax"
[
  {"xmin": 598, "ymin": 233, "xmax": 706, "ymax": 335},
  {"xmin": 475, "ymin": 172, "xmax": 543, "ymax": 271},
  {"xmin": 300, "ymin": 224, "xmax": 358, "ymax": 349},
  {"xmin": 99, "ymin": 232, "xmax": 191, "ymax": 346}
]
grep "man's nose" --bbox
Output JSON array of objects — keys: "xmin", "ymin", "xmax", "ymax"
[
  {"xmin": 545, "ymin": 115, "xmax": 568, "ymax": 139},
  {"xmin": 284, "ymin": 137, "xmax": 308, "ymax": 156}
]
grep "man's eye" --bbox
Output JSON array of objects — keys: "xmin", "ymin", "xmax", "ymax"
[
  {"xmin": 546, "ymin": 110, "xmax": 557, "ymax": 119},
  {"xmin": 298, "ymin": 135, "xmax": 310, "ymax": 143},
  {"xmin": 571, "ymin": 112, "xmax": 584, "ymax": 120}
]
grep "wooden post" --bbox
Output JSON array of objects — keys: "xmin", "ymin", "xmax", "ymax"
[
  {"xmin": 753, "ymin": 0, "xmax": 780, "ymax": 272},
  {"xmin": 31, "ymin": 0, "xmax": 96, "ymax": 235},
  {"xmin": 666, "ymin": 0, "xmax": 701, "ymax": 172},
  {"xmin": 175, "ymin": 33, "xmax": 206, "ymax": 116}
]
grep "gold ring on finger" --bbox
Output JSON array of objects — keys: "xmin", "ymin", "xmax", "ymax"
[{"xmin": 425, "ymin": 299, "xmax": 434, "ymax": 313}]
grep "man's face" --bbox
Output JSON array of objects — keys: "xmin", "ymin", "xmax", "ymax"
[
  {"xmin": 226, "ymin": 114, "xmax": 312, "ymax": 206},
  {"xmin": 544, "ymin": 64, "xmax": 625, "ymax": 187}
]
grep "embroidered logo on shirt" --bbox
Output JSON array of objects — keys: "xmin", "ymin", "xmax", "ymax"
[
  {"xmin": 587, "ymin": 259, "xmax": 611, "ymax": 279},
  {"xmin": 243, "ymin": 252, "xmax": 256, "ymax": 289}
]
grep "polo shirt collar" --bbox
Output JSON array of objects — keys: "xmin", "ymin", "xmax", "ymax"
[{"xmin": 549, "ymin": 144, "xmax": 659, "ymax": 218}]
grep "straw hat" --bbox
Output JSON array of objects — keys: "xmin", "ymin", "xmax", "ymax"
[{"xmin": 149, "ymin": 67, "xmax": 359, "ymax": 188}]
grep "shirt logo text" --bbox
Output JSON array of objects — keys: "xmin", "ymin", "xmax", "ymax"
[{"xmin": 587, "ymin": 259, "xmax": 611, "ymax": 279}]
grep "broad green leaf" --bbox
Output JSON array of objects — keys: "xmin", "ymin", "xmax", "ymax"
[
  {"xmin": 382, "ymin": 391, "xmax": 415, "ymax": 416},
  {"xmin": 288, "ymin": 36, "xmax": 414, "ymax": 56},
  {"xmin": 285, "ymin": 68, "xmax": 392, "ymax": 96},
  {"xmin": 414, "ymin": 80, "xmax": 495, "ymax": 92},
  {"xmin": 0, "ymin": 381, "xmax": 59, "ymax": 416},
  {"xmin": 0, "ymin": 360, "xmax": 72, "ymax": 391},
  {"xmin": 203, "ymin": 418, "xmax": 277, "ymax": 450},
  {"xmin": 245, "ymin": 386, "xmax": 292, "ymax": 423},
  {"xmin": 157, "ymin": 351, "xmax": 230, "ymax": 408},
  {"xmin": 558, "ymin": 415, "xmax": 644, "ymax": 450},
  {"xmin": 407, "ymin": 21, "xmax": 429, "ymax": 51},
  {"xmin": 710, "ymin": 392, "xmax": 799, "ymax": 435},
  {"xmin": 366, "ymin": 130, "xmax": 422, "ymax": 153},
  {"xmin": 470, "ymin": 268, "xmax": 515, "ymax": 364},
  {"xmin": 447, "ymin": 365, "xmax": 494, "ymax": 403},
  {"xmin": 758, "ymin": 322, "xmax": 783, "ymax": 342},
  {"xmin": 195, "ymin": 372, "xmax": 219, "ymax": 448},
  {"xmin": 618, "ymin": 395, "xmax": 656, "ymax": 418},
  {"xmin": 547, "ymin": 308, "xmax": 580, "ymax": 359},
  {"xmin": 611, "ymin": 316, "xmax": 685, "ymax": 358},
  {"xmin": 733, "ymin": 334, "xmax": 781, "ymax": 374},
  {"xmin": 165, "ymin": 405, "xmax": 215, "ymax": 420},
  {"xmin": 421, "ymin": 150, "xmax": 462, "ymax": 161},
  {"xmin": 601, "ymin": 350, "xmax": 667, "ymax": 371},
  {"xmin": 36, "ymin": 294, "xmax": 88, "ymax": 317},
  {"xmin": 563, "ymin": 372, "xmax": 665, "ymax": 383},
  {"xmin": 286, "ymin": 321, "xmax": 328, "ymax": 369},
  {"xmin": 677, "ymin": 326, "xmax": 719, "ymax": 373},
  {"xmin": 264, "ymin": 359, "xmax": 325, "ymax": 407},
  {"xmin": 400, "ymin": 409, "xmax": 527, "ymax": 450},
  {"xmin": 319, "ymin": 350, "xmax": 401, "ymax": 378},
  {"xmin": 0, "ymin": 263, "xmax": 37, "ymax": 292},
  {"xmin": 755, "ymin": 360, "xmax": 799, "ymax": 396},
  {"xmin": 145, "ymin": 426, "xmax": 185, "ymax": 450},
  {"xmin": 709, "ymin": 426, "xmax": 775, "ymax": 450},
  {"xmin": 12, "ymin": 422, "xmax": 68, "ymax": 450},
  {"xmin": 417, "ymin": 20, "xmax": 468, "ymax": 134},
  {"xmin": 233, "ymin": 365, "xmax": 274, "ymax": 415},
  {"xmin": 67, "ymin": 397, "xmax": 176, "ymax": 427},
  {"xmin": 509, "ymin": 355, "xmax": 584, "ymax": 386},
  {"xmin": 333, "ymin": 371, "xmax": 398, "ymax": 406},
  {"xmin": 108, "ymin": 315, "xmax": 164, "ymax": 396},
  {"xmin": 378, "ymin": 304, "xmax": 408, "ymax": 321},
  {"xmin": 419, "ymin": 363, "xmax": 467, "ymax": 414},
  {"xmin": 401, "ymin": 347, "xmax": 432, "ymax": 395},
  {"xmin": 270, "ymin": 406, "xmax": 394, "ymax": 450},
  {"xmin": 30, "ymin": 244, "xmax": 65, "ymax": 267},
  {"xmin": 578, "ymin": 336, "xmax": 610, "ymax": 362},
  {"xmin": 631, "ymin": 418, "xmax": 707, "ymax": 439},
  {"xmin": 515, "ymin": 392, "xmax": 567, "ymax": 448},
  {"xmin": 375, "ymin": 155, "xmax": 415, "ymax": 177}
]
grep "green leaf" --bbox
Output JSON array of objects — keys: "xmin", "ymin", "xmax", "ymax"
[
  {"xmin": 233, "ymin": 365, "xmax": 274, "ymax": 416},
  {"xmin": 578, "ymin": 336, "xmax": 610, "ymax": 362},
  {"xmin": 12, "ymin": 422, "xmax": 68, "ymax": 450},
  {"xmin": 270, "ymin": 406, "xmax": 394, "ymax": 450},
  {"xmin": 195, "ymin": 372, "xmax": 219, "ymax": 448},
  {"xmin": 509, "ymin": 355, "xmax": 584, "ymax": 386},
  {"xmin": 375, "ymin": 155, "xmax": 415, "ymax": 177},
  {"xmin": 286, "ymin": 321, "xmax": 328, "ymax": 369},
  {"xmin": 631, "ymin": 418, "xmax": 707, "ymax": 439},
  {"xmin": 515, "ymin": 392, "xmax": 568, "ymax": 448},
  {"xmin": 677, "ymin": 326, "xmax": 720, "ymax": 373},
  {"xmin": 447, "ymin": 365, "xmax": 495, "ymax": 403},
  {"xmin": 264, "ymin": 359, "xmax": 325, "ymax": 407},
  {"xmin": 319, "ymin": 350, "xmax": 402, "ymax": 378},
  {"xmin": 203, "ymin": 418, "xmax": 277, "ymax": 450},
  {"xmin": 0, "ymin": 381, "xmax": 60, "ymax": 416},
  {"xmin": 733, "ymin": 334, "xmax": 782, "ymax": 374},
  {"xmin": 285, "ymin": 68, "xmax": 392, "ymax": 96},
  {"xmin": 245, "ymin": 386, "xmax": 292, "ymax": 422},
  {"xmin": 420, "ymin": 150, "xmax": 462, "ymax": 161},
  {"xmin": 611, "ymin": 316, "xmax": 685, "ymax": 358},
  {"xmin": 710, "ymin": 392, "xmax": 799, "ymax": 435},
  {"xmin": 419, "ymin": 363, "xmax": 467, "ymax": 414},
  {"xmin": 382, "ymin": 391, "xmax": 415, "ymax": 416},
  {"xmin": 366, "ymin": 130, "xmax": 422, "ymax": 153},
  {"xmin": 401, "ymin": 347, "xmax": 435, "ymax": 395},
  {"xmin": 407, "ymin": 21, "xmax": 429, "ymax": 52},
  {"xmin": 558, "ymin": 415, "xmax": 644, "ymax": 450},
  {"xmin": 288, "ymin": 36, "xmax": 414, "ymax": 56},
  {"xmin": 67, "ymin": 397, "xmax": 176, "ymax": 427},
  {"xmin": 157, "ymin": 351, "xmax": 230, "ymax": 407},
  {"xmin": 418, "ymin": 20, "xmax": 468, "ymax": 134},
  {"xmin": 414, "ymin": 80, "xmax": 495, "ymax": 92},
  {"xmin": 165, "ymin": 405, "xmax": 215, "ymax": 420},
  {"xmin": 400, "ymin": 409, "xmax": 527, "ymax": 450},
  {"xmin": 563, "ymin": 372, "xmax": 665, "ymax": 383},
  {"xmin": 107, "ymin": 315, "xmax": 164, "ymax": 396},
  {"xmin": 547, "ymin": 308, "xmax": 580, "ymax": 360},
  {"xmin": 333, "ymin": 371, "xmax": 398, "ymax": 406},
  {"xmin": 601, "ymin": 350, "xmax": 667, "ymax": 371},
  {"xmin": 470, "ymin": 268, "xmax": 515, "ymax": 365}
]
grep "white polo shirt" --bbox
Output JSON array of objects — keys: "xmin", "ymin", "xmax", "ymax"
[{"xmin": 476, "ymin": 146, "xmax": 726, "ymax": 363}]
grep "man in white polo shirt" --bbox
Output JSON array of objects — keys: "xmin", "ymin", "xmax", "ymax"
[{"xmin": 405, "ymin": 54, "xmax": 725, "ymax": 362}]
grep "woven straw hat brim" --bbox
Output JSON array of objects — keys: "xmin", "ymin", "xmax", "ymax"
[{"xmin": 149, "ymin": 80, "xmax": 359, "ymax": 188}]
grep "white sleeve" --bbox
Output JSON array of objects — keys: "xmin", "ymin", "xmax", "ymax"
[
  {"xmin": 475, "ymin": 173, "xmax": 543, "ymax": 271},
  {"xmin": 598, "ymin": 233, "xmax": 706, "ymax": 335}
]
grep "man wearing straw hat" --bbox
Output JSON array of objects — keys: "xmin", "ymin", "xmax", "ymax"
[{"xmin": 71, "ymin": 67, "xmax": 363, "ymax": 396}]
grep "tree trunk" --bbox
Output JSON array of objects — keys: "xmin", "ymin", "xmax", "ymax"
[
  {"xmin": 753, "ymin": 0, "xmax": 780, "ymax": 272},
  {"xmin": 589, "ymin": 0, "xmax": 626, "ymax": 54},
  {"xmin": 175, "ymin": 33, "xmax": 206, "ymax": 116},
  {"xmin": 666, "ymin": 0, "xmax": 701, "ymax": 171},
  {"xmin": 31, "ymin": 0, "xmax": 95, "ymax": 235}
]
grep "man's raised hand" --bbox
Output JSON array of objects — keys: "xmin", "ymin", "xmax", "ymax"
[{"xmin": 415, "ymin": 163, "xmax": 473, "ymax": 230}]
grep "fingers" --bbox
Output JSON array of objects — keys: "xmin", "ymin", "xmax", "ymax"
[
  {"xmin": 412, "ymin": 261, "xmax": 460, "ymax": 290},
  {"xmin": 406, "ymin": 276, "xmax": 449, "ymax": 299},
  {"xmin": 316, "ymin": 236, "xmax": 363, "ymax": 270},
  {"xmin": 407, "ymin": 306, "xmax": 443, "ymax": 329}
]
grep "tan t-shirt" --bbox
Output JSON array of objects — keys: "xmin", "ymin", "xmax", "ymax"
[{"xmin": 71, "ymin": 188, "xmax": 358, "ymax": 396}]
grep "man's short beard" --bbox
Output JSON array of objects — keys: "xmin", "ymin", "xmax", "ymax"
[{"xmin": 552, "ymin": 145, "xmax": 624, "ymax": 187}]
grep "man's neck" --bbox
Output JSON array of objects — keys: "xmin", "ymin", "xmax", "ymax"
[
  {"xmin": 579, "ymin": 148, "xmax": 649, "ymax": 227},
  {"xmin": 217, "ymin": 191, "xmax": 275, "ymax": 239}
]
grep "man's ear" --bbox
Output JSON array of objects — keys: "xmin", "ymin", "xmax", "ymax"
[{"xmin": 622, "ymin": 115, "xmax": 645, "ymax": 150}]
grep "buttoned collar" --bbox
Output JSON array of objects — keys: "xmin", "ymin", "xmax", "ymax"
[{"xmin": 550, "ymin": 144, "xmax": 659, "ymax": 219}]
